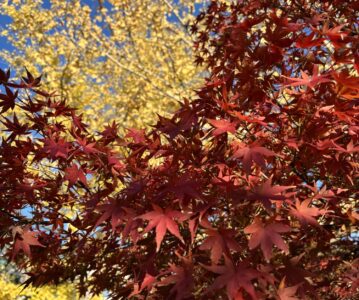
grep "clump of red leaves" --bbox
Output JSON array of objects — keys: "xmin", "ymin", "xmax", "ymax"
[{"xmin": 0, "ymin": 1, "xmax": 358, "ymax": 299}]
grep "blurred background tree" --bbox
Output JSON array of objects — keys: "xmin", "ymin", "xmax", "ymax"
[
  {"xmin": 0, "ymin": 0, "xmax": 205, "ymax": 130},
  {"xmin": 0, "ymin": 259, "xmax": 103, "ymax": 299}
]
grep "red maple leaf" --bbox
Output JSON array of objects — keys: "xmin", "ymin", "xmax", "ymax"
[
  {"xmin": 94, "ymin": 198, "xmax": 135, "ymax": 234},
  {"xmin": 309, "ymin": 138, "xmax": 340, "ymax": 151},
  {"xmin": 332, "ymin": 71, "xmax": 359, "ymax": 93},
  {"xmin": 163, "ymin": 173, "xmax": 202, "ymax": 203},
  {"xmin": 338, "ymin": 139, "xmax": 359, "ymax": 153},
  {"xmin": 216, "ymin": 99, "xmax": 237, "ymax": 112},
  {"xmin": 0, "ymin": 86, "xmax": 18, "ymax": 113},
  {"xmin": 64, "ymin": 164, "xmax": 87, "ymax": 186},
  {"xmin": 155, "ymin": 115, "xmax": 181, "ymax": 139},
  {"xmin": 101, "ymin": 121, "xmax": 119, "ymax": 141},
  {"xmin": 199, "ymin": 228, "xmax": 241, "ymax": 264},
  {"xmin": 15, "ymin": 180, "xmax": 47, "ymax": 199},
  {"xmin": 125, "ymin": 128, "xmax": 147, "ymax": 144},
  {"xmin": 18, "ymin": 97, "xmax": 45, "ymax": 114},
  {"xmin": 76, "ymin": 137, "xmax": 101, "ymax": 155},
  {"xmin": 230, "ymin": 111, "xmax": 267, "ymax": 126},
  {"xmin": 12, "ymin": 226, "xmax": 45, "ymax": 259},
  {"xmin": 207, "ymin": 118, "xmax": 237, "ymax": 136},
  {"xmin": 283, "ymin": 137, "xmax": 302, "ymax": 151},
  {"xmin": 203, "ymin": 257, "xmax": 260, "ymax": 300},
  {"xmin": 322, "ymin": 24, "xmax": 349, "ymax": 49},
  {"xmin": 107, "ymin": 154, "xmax": 126, "ymax": 176},
  {"xmin": 290, "ymin": 198, "xmax": 322, "ymax": 226},
  {"xmin": 0, "ymin": 68, "xmax": 10, "ymax": 83},
  {"xmin": 295, "ymin": 32, "xmax": 324, "ymax": 48},
  {"xmin": 21, "ymin": 67, "xmax": 42, "ymax": 88},
  {"xmin": 47, "ymin": 99, "xmax": 75, "ymax": 117},
  {"xmin": 277, "ymin": 277, "xmax": 300, "ymax": 300},
  {"xmin": 139, "ymin": 204, "xmax": 186, "ymax": 252},
  {"xmin": 154, "ymin": 108, "xmax": 196, "ymax": 140},
  {"xmin": 71, "ymin": 111, "xmax": 88, "ymax": 132},
  {"xmin": 278, "ymin": 254, "xmax": 313, "ymax": 287},
  {"xmin": 129, "ymin": 273, "xmax": 156, "ymax": 298},
  {"xmin": 244, "ymin": 218, "xmax": 290, "ymax": 261},
  {"xmin": 282, "ymin": 65, "xmax": 331, "ymax": 90},
  {"xmin": 158, "ymin": 255, "xmax": 194, "ymax": 300},
  {"xmin": 43, "ymin": 137, "xmax": 71, "ymax": 159},
  {"xmin": 249, "ymin": 178, "xmax": 295, "ymax": 210},
  {"xmin": 1, "ymin": 113, "xmax": 29, "ymax": 140},
  {"xmin": 231, "ymin": 142, "xmax": 276, "ymax": 174}
]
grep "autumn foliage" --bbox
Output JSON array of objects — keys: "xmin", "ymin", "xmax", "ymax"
[{"xmin": 0, "ymin": 1, "xmax": 358, "ymax": 299}]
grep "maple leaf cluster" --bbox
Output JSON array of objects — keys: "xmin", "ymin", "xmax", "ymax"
[{"xmin": 0, "ymin": 1, "xmax": 358, "ymax": 299}]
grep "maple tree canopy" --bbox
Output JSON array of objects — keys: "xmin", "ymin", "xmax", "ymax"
[{"xmin": 0, "ymin": 1, "xmax": 358, "ymax": 299}]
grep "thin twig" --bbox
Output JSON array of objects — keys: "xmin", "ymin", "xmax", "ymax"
[
  {"xmin": 162, "ymin": 0, "xmax": 193, "ymax": 44},
  {"xmin": 88, "ymin": 32, "xmax": 180, "ymax": 102}
]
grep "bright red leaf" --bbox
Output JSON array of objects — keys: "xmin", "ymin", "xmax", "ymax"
[
  {"xmin": 249, "ymin": 178, "xmax": 295, "ymax": 210},
  {"xmin": 207, "ymin": 118, "xmax": 237, "ymax": 136},
  {"xmin": 244, "ymin": 218, "xmax": 290, "ymax": 261},
  {"xmin": 199, "ymin": 228, "xmax": 241, "ymax": 264},
  {"xmin": 43, "ymin": 137, "xmax": 71, "ymax": 159},
  {"xmin": 12, "ymin": 227, "xmax": 44, "ymax": 259},
  {"xmin": 232, "ymin": 142, "xmax": 276, "ymax": 174},
  {"xmin": 64, "ymin": 164, "xmax": 87, "ymax": 186},
  {"xmin": 277, "ymin": 278, "xmax": 300, "ymax": 300},
  {"xmin": 139, "ymin": 204, "xmax": 186, "ymax": 252},
  {"xmin": 282, "ymin": 65, "xmax": 331, "ymax": 90},
  {"xmin": 203, "ymin": 258, "xmax": 260, "ymax": 300},
  {"xmin": 290, "ymin": 198, "xmax": 322, "ymax": 226}
]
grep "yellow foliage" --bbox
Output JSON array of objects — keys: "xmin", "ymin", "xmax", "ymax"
[
  {"xmin": 0, "ymin": 0, "xmax": 205, "ymax": 131},
  {"xmin": 0, "ymin": 273, "xmax": 103, "ymax": 300}
]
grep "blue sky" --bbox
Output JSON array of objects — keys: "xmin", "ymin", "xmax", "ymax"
[{"xmin": 0, "ymin": 12, "xmax": 13, "ymax": 70}]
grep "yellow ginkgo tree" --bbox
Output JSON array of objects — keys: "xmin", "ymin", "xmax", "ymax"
[
  {"xmin": 0, "ymin": 260, "xmax": 103, "ymax": 299},
  {"xmin": 0, "ymin": 0, "xmax": 205, "ymax": 130}
]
